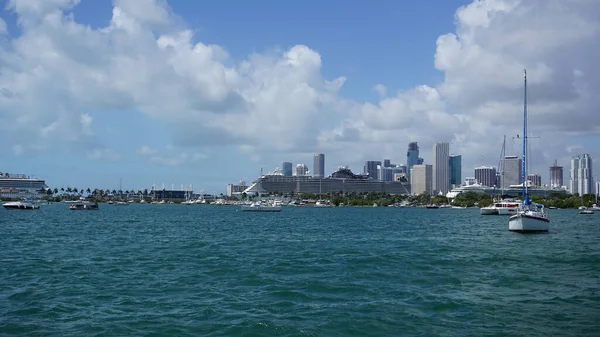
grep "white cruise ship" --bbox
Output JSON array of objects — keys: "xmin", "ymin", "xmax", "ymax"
[{"xmin": 0, "ymin": 173, "xmax": 49, "ymax": 198}]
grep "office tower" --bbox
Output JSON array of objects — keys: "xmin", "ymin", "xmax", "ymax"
[
  {"xmin": 406, "ymin": 142, "xmax": 420, "ymax": 179},
  {"xmin": 295, "ymin": 164, "xmax": 309, "ymax": 176},
  {"xmin": 313, "ymin": 153, "xmax": 325, "ymax": 178},
  {"xmin": 282, "ymin": 162, "xmax": 293, "ymax": 177},
  {"xmin": 432, "ymin": 142, "xmax": 450, "ymax": 194},
  {"xmin": 501, "ymin": 156, "xmax": 522, "ymax": 188},
  {"xmin": 527, "ymin": 173, "xmax": 542, "ymax": 187},
  {"xmin": 364, "ymin": 160, "xmax": 382, "ymax": 180},
  {"xmin": 449, "ymin": 155, "xmax": 462, "ymax": 186},
  {"xmin": 383, "ymin": 159, "xmax": 392, "ymax": 168},
  {"xmin": 570, "ymin": 154, "xmax": 593, "ymax": 195},
  {"xmin": 474, "ymin": 166, "xmax": 497, "ymax": 187},
  {"xmin": 378, "ymin": 165, "xmax": 404, "ymax": 182},
  {"xmin": 549, "ymin": 160, "xmax": 563, "ymax": 189},
  {"xmin": 411, "ymin": 164, "xmax": 433, "ymax": 195}
]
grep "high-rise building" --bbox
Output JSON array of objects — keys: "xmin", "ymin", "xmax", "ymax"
[
  {"xmin": 295, "ymin": 164, "xmax": 309, "ymax": 176},
  {"xmin": 432, "ymin": 142, "xmax": 450, "ymax": 194},
  {"xmin": 527, "ymin": 173, "xmax": 542, "ymax": 187},
  {"xmin": 475, "ymin": 166, "xmax": 497, "ymax": 187},
  {"xmin": 282, "ymin": 162, "xmax": 293, "ymax": 177},
  {"xmin": 549, "ymin": 160, "xmax": 563, "ymax": 189},
  {"xmin": 313, "ymin": 153, "xmax": 325, "ymax": 178},
  {"xmin": 411, "ymin": 164, "xmax": 433, "ymax": 195},
  {"xmin": 501, "ymin": 156, "xmax": 522, "ymax": 188},
  {"xmin": 364, "ymin": 160, "xmax": 382, "ymax": 180},
  {"xmin": 406, "ymin": 142, "xmax": 420, "ymax": 179},
  {"xmin": 570, "ymin": 154, "xmax": 593, "ymax": 195},
  {"xmin": 378, "ymin": 165, "xmax": 404, "ymax": 182},
  {"xmin": 449, "ymin": 155, "xmax": 462, "ymax": 186},
  {"xmin": 383, "ymin": 159, "xmax": 392, "ymax": 168}
]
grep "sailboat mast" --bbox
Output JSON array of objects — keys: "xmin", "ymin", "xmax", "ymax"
[{"xmin": 522, "ymin": 69, "xmax": 528, "ymax": 203}]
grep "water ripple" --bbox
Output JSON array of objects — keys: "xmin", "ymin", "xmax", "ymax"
[{"xmin": 1, "ymin": 205, "xmax": 599, "ymax": 336}]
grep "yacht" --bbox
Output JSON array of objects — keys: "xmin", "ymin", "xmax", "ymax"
[
  {"xmin": 508, "ymin": 70, "xmax": 549, "ymax": 233},
  {"xmin": 240, "ymin": 200, "xmax": 282, "ymax": 212},
  {"xmin": 3, "ymin": 198, "xmax": 40, "ymax": 210},
  {"xmin": 70, "ymin": 201, "xmax": 99, "ymax": 210},
  {"xmin": 314, "ymin": 200, "xmax": 333, "ymax": 208},
  {"xmin": 579, "ymin": 207, "xmax": 594, "ymax": 215},
  {"xmin": 480, "ymin": 199, "xmax": 521, "ymax": 215}
]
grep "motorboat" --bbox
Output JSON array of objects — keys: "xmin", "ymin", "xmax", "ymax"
[
  {"xmin": 240, "ymin": 201, "xmax": 282, "ymax": 212},
  {"xmin": 480, "ymin": 199, "xmax": 521, "ymax": 215},
  {"xmin": 70, "ymin": 201, "xmax": 99, "ymax": 210},
  {"xmin": 3, "ymin": 199, "xmax": 40, "ymax": 210}
]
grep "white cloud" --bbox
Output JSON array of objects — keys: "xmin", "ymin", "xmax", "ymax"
[
  {"xmin": 138, "ymin": 146, "xmax": 157, "ymax": 156},
  {"xmin": 87, "ymin": 148, "xmax": 121, "ymax": 162},
  {"xmin": 0, "ymin": 0, "xmax": 598, "ymax": 180},
  {"xmin": 0, "ymin": 18, "xmax": 7, "ymax": 35}
]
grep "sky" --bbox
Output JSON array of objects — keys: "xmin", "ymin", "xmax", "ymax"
[{"xmin": 0, "ymin": 0, "xmax": 599, "ymax": 194}]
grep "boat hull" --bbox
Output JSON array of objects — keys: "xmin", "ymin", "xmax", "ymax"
[
  {"xmin": 3, "ymin": 202, "xmax": 40, "ymax": 209},
  {"xmin": 241, "ymin": 206, "xmax": 282, "ymax": 212},
  {"xmin": 508, "ymin": 213, "xmax": 549, "ymax": 233},
  {"xmin": 481, "ymin": 207, "xmax": 519, "ymax": 215}
]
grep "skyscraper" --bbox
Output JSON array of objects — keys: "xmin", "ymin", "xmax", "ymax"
[
  {"xmin": 383, "ymin": 159, "xmax": 392, "ymax": 168},
  {"xmin": 364, "ymin": 160, "xmax": 382, "ymax": 180},
  {"xmin": 432, "ymin": 142, "xmax": 450, "ymax": 194},
  {"xmin": 527, "ymin": 173, "xmax": 542, "ymax": 187},
  {"xmin": 313, "ymin": 153, "xmax": 325, "ymax": 178},
  {"xmin": 411, "ymin": 164, "xmax": 433, "ymax": 195},
  {"xmin": 282, "ymin": 162, "xmax": 293, "ymax": 177},
  {"xmin": 406, "ymin": 142, "xmax": 420, "ymax": 179},
  {"xmin": 549, "ymin": 160, "xmax": 563, "ymax": 189},
  {"xmin": 449, "ymin": 155, "xmax": 462, "ymax": 186},
  {"xmin": 501, "ymin": 156, "xmax": 522, "ymax": 188},
  {"xmin": 475, "ymin": 166, "xmax": 497, "ymax": 187},
  {"xmin": 570, "ymin": 154, "xmax": 593, "ymax": 195}
]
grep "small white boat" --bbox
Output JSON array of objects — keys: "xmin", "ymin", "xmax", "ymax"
[
  {"xmin": 480, "ymin": 199, "xmax": 520, "ymax": 215},
  {"xmin": 240, "ymin": 201, "xmax": 282, "ymax": 212},
  {"xmin": 314, "ymin": 200, "xmax": 333, "ymax": 208},
  {"xmin": 579, "ymin": 207, "xmax": 594, "ymax": 214},
  {"xmin": 114, "ymin": 201, "xmax": 129, "ymax": 206},
  {"xmin": 3, "ymin": 199, "xmax": 40, "ymax": 210}
]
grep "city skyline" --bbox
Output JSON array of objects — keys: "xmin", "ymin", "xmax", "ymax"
[{"xmin": 1, "ymin": 0, "xmax": 599, "ymax": 193}]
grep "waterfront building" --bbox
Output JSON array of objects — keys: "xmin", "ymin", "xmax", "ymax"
[
  {"xmin": 411, "ymin": 164, "xmax": 433, "ymax": 195},
  {"xmin": 282, "ymin": 162, "xmax": 293, "ymax": 177},
  {"xmin": 313, "ymin": 153, "xmax": 325, "ymax": 179},
  {"xmin": 449, "ymin": 155, "xmax": 462, "ymax": 187},
  {"xmin": 295, "ymin": 164, "xmax": 309, "ymax": 176},
  {"xmin": 570, "ymin": 154, "xmax": 593, "ymax": 195},
  {"xmin": 475, "ymin": 166, "xmax": 497, "ymax": 187},
  {"xmin": 406, "ymin": 142, "xmax": 420, "ymax": 180},
  {"xmin": 364, "ymin": 161, "xmax": 382, "ymax": 180},
  {"xmin": 0, "ymin": 173, "xmax": 48, "ymax": 198},
  {"xmin": 227, "ymin": 181, "xmax": 247, "ymax": 197},
  {"xmin": 549, "ymin": 160, "xmax": 563, "ymax": 189},
  {"xmin": 501, "ymin": 156, "xmax": 522, "ymax": 188},
  {"xmin": 527, "ymin": 173, "xmax": 542, "ymax": 187},
  {"xmin": 432, "ymin": 142, "xmax": 450, "ymax": 194},
  {"xmin": 378, "ymin": 165, "xmax": 405, "ymax": 182}
]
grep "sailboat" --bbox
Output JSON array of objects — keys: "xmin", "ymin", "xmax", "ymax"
[
  {"xmin": 114, "ymin": 178, "xmax": 129, "ymax": 206},
  {"xmin": 508, "ymin": 70, "xmax": 549, "ymax": 233},
  {"xmin": 314, "ymin": 179, "xmax": 333, "ymax": 208}
]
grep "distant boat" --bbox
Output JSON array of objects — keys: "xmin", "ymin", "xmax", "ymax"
[
  {"xmin": 425, "ymin": 204, "xmax": 439, "ymax": 209},
  {"xmin": 579, "ymin": 208, "xmax": 594, "ymax": 215},
  {"xmin": 70, "ymin": 201, "xmax": 99, "ymax": 210},
  {"xmin": 508, "ymin": 70, "xmax": 549, "ymax": 233},
  {"xmin": 241, "ymin": 201, "xmax": 282, "ymax": 212},
  {"xmin": 3, "ymin": 198, "xmax": 40, "ymax": 210}
]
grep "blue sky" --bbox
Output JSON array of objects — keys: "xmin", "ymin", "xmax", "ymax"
[{"xmin": 1, "ymin": 0, "xmax": 598, "ymax": 193}]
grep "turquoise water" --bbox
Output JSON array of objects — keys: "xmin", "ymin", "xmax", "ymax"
[{"xmin": 1, "ymin": 204, "xmax": 599, "ymax": 336}]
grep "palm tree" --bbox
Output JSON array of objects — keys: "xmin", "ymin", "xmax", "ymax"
[
  {"xmin": 66, "ymin": 187, "xmax": 72, "ymax": 194},
  {"xmin": 143, "ymin": 189, "xmax": 149, "ymax": 196},
  {"xmin": 53, "ymin": 188, "xmax": 58, "ymax": 194},
  {"xmin": 86, "ymin": 188, "xmax": 91, "ymax": 195}
]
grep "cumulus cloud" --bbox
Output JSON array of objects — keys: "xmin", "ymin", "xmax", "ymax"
[{"xmin": 0, "ymin": 0, "xmax": 598, "ymax": 181}]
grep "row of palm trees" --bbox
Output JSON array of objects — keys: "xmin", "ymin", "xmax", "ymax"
[{"xmin": 44, "ymin": 187, "xmax": 153, "ymax": 197}]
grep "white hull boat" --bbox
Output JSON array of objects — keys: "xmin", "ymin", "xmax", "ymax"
[
  {"xmin": 3, "ymin": 200, "xmax": 40, "ymax": 210},
  {"xmin": 509, "ymin": 210, "xmax": 549, "ymax": 232},
  {"xmin": 240, "ymin": 201, "xmax": 282, "ymax": 212}
]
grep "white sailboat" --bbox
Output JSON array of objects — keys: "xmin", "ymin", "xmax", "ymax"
[
  {"xmin": 508, "ymin": 70, "xmax": 549, "ymax": 233},
  {"xmin": 314, "ymin": 179, "xmax": 333, "ymax": 208}
]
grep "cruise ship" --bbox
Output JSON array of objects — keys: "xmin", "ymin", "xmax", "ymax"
[
  {"xmin": 242, "ymin": 166, "xmax": 411, "ymax": 196},
  {"xmin": 0, "ymin": 173, "xmax": 49, "ymax": 198}
]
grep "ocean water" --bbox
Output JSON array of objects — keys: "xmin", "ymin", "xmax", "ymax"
[{"xmin": 1, "ymin": 204, "xmax": 599, "ymax": 336}]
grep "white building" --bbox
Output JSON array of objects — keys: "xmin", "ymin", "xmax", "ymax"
[
  {"xmin": 570, "ymin": 154, "xmax": 593, "ymax": 195},
  {"xmin": 411, "ymin": 164, "xmax": 432, "ymax": 195},
  {"xmin": 432, "ymin": 142, "xmax": 450, "ymax": 194}
]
